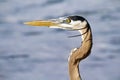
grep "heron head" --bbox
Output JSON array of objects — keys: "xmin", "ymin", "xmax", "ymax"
[{"xmin": 24, "ymin": 16, "xmax": 88, "ymax": 31}]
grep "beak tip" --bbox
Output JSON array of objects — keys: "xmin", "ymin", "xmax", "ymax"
[
  {"xmin": 24, "ymin": 21, "xmax": 35, "ymax": 26},
  {"xmin": 24, "ymin": 22, "xmax": 30, "ymax": 25}
]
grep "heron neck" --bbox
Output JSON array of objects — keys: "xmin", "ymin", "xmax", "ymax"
[
  {"xmin": 68, "ymin": 27, "xmax": 92, "ymax": 80},
  {"xmin": 79, "ymin": 27, "xmax": 92, "ymax": 42}
]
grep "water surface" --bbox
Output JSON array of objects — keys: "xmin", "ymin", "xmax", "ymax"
[{"xmin": 0, "ymin": 0, "xmax": 120, "ymax": 80}]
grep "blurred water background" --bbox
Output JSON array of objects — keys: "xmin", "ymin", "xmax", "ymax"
[{"xmin": 0, "ymin": 0, "xmax": 120, "ymax": 80}]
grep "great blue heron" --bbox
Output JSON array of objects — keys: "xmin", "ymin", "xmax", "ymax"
[{"xmin": 24, "ymin": 15, "xmax": 93, "ymax": 80}]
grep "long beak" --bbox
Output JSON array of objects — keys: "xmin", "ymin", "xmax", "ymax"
[
  {"xmin": 24, "ymin": 18, "xmax": 74, "ymax": 30},
  {"xmin": 24, "ymin": 20, "xmax": 59, "ymax": 27}
]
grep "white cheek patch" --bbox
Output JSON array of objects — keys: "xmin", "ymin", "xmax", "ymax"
[
  {"xmin": 80, "ymin": 21, "xmax": 87, "ymax": 28},
  {"xmin": 70, "ymin": 20, "xmax": 82, "ymax": 26},
  {"xmin": 71, "ymin": 20, "xmax": 87, "ymax": 29}
]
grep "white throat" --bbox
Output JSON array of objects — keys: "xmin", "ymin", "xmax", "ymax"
[{"xmin": 77, "ymin": 21, "xmax": 88, "ymax": 41}]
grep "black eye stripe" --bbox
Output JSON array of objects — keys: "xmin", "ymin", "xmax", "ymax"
[{"xmin": 68, "ymin": 16, "xmax": 86, "ymax": 22}]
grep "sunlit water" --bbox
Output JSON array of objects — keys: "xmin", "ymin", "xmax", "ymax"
[{"xmin": 0, "ymin": 0, "xmax": 120, "ymax": 80}]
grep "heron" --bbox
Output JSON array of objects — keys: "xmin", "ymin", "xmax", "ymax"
[{"xmin": 24, "ymin": 15, "xmax": 93, "ymax": 80}]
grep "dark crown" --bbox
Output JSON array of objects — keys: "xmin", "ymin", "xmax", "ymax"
[{"xmin": 68, "ymin": 16, "xmax": 86, "ymax": 22}]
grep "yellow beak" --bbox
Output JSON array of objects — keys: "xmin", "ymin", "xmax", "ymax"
[{"xmin": 24, "ymin": 20, "xmax": 59, "ymax": 27}]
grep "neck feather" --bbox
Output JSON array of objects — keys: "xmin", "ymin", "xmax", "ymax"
[{"xmin": 68, "ymin": 26, "xmax": 92, "ymax": 80}]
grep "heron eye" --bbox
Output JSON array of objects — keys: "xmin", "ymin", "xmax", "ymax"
[
  {"xmin": 63, "ymin": 18, "xmax": 71, "ymax": 23},
  {"xmin": 66, "ymin": 18, "xmax": 71, "ymax": 23}
]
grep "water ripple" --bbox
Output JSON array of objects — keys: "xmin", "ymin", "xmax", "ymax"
[
  {"xmin": 109, "ymin": 36, "xmax": 120, "ymax": 46},
  {"xmin": 42, "ymin": 0, "xmax": 64, "ymax": 6},
  {"xmin": 23, "ymin": 31, "xmax": 43, "ymax": 37},
  {"xmin": 0, "ymin": 54, "xmax": 29, "ymax": 60}
]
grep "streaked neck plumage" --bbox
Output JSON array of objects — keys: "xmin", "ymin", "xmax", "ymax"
[{"xmin": 68, "ymin": 23, "xmax": 93, "ymax": 80}]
